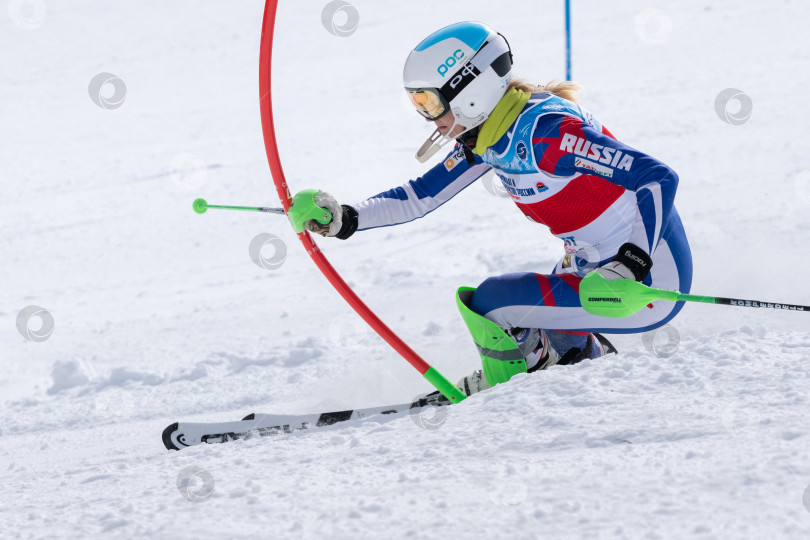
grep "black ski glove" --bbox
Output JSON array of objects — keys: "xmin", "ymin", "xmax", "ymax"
[{"xmin": 596, "ymin": 242, "xmax": 653, "ymax": 282}]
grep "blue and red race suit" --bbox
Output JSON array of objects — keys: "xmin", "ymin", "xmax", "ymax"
[{"xmin": 352, "ymin": 93, "xmax": 692, "ymax": 340}]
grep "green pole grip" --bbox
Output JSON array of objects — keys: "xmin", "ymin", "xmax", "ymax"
[
  {"xmin": 423, "ymin": 366, "xmax": 466, "ymax": 403},
  {"xmin": 288, "ymin": 189, "xmax": 333, "ymax": 233},
  {"xmin": 580, "ymin": 272, "xmax": 679, "ymax": 318}
]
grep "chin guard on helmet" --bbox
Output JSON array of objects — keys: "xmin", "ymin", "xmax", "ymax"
[
  {"xmin": 414, "ymin": 114, "xmax": 482, "ymax": 163},
  {"xmin": 415, "ymin": 128, "xmax": 445, "ymax": 163}
]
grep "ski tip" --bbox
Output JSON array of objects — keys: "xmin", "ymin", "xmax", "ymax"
[
  {"xmin": 162, "ymin": 422, "xmax": 181, "ymax": 451},
  {"xmin": 242, "ymin": 413, "xmax": 255, "ymax": 421}
]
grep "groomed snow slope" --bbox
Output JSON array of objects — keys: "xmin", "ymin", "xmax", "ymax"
[{"xmin": 2, "ymin": 0, "xmax": 810, "ymax": 538}]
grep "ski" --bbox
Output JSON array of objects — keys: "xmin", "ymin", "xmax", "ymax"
[{"xmin": 162, "ymin": 391, "xmax": 451, "ymax": 451}]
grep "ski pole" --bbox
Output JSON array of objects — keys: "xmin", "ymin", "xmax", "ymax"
[
  {"xmin": 579, "ymin": 271, "xmax": 809, "ymax": 318},
  {"xmin": 192, "ymin": 197, "xmax": 285, "ymax": 215},
  {"xmin": 192, "ymin": 196, "xmax": 334, "ymax": 232}
]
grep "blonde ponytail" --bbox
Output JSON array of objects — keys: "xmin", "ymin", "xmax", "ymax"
[{"xmin": 508, "ymin": 78, "xmax": 583, "ymax": 103}]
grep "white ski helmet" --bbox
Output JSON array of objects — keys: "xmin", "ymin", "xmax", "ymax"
[{"xmin": 403, "ymin": 21, "xmax": 513, "ymax": 162}]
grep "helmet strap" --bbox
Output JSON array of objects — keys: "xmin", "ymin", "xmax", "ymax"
[{"xmin": 457, "ymin": 126, "xmax": 481, "ymax": 165}]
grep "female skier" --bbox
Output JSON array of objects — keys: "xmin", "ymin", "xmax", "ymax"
[{"xmin": 298, "ymin": 21, "xmax": 692, "ymax": 396}]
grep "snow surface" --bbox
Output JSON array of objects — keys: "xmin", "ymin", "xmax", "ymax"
[{"xmin": 2, "ymin": 0, "xmax": 810, "ymax": 538}]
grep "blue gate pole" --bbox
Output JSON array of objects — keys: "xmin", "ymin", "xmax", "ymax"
[{"xmin": 565, "ymin": 0, "xmax": 572, "ymax": 80}]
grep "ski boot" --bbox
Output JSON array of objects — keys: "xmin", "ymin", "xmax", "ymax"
[
  {"xmin": 456, "ymin": 330, "xmax": 618, "ymax": 395},
  {"xmin": 513, "ymin": 327, "xmax": 618, "ymax": 372}
]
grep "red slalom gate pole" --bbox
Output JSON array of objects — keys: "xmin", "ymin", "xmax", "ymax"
[{"xmin": 257, "ymin": 1, "xmax": 465, "ymax": 403}]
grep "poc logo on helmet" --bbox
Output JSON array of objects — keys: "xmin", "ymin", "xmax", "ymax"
[
  {"xmin": 449, "ymin": 64, "xmax": 475, "ymax": 89},
  {"xmin": 437, "ymin": 49, "xmax": 465, "ymax": 77}
]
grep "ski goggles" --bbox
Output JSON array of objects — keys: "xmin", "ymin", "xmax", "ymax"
[{"xmin": 406, "ymin": 88, "xmax": 449, "ymax": 120}]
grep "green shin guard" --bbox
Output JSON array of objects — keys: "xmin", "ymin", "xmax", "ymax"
[{"xmin": 456, "ymin": 287, "xmax": 527, "ymax": 387}]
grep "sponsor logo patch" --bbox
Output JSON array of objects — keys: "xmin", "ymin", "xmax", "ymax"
[
  {"xmin": 499, "ymin": 175, "xmax": 540, "ymax": 199},
  {"xmin": 574, "ymin": 157, "xmax": 614, "ymax": 178},
  {"xmin": 562, "ymin": 236, "xmax": 577, "ymax": 254},
  {"xmin": 444, "ymin": 147, "xmax": 466, "ymax": 171},
  {"xmin": 516, "ymin": 140, "xmax": 528, "ymax": 161}
]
